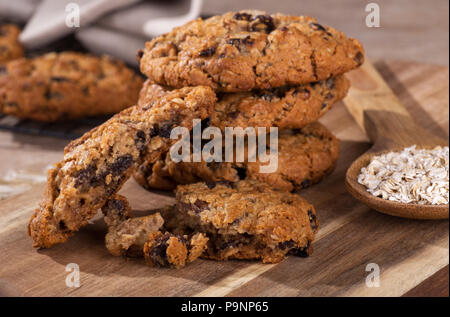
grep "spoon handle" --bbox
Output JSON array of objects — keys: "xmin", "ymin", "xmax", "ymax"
[{"xmin": 343, "ymin": 60, "xmax": 446, "ymax": 151}]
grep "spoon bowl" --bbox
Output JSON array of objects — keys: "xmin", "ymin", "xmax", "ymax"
[
  {"xmin": 345, "ymin": 147, "xmax": 449, "ymax": 220},
  {"xmin": 343, "ymin": 61, "xmax": 449, "ymax": 220}
]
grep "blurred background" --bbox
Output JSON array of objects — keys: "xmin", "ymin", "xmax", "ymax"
[
  {"xmin": 204, "ymin": 0, "xmax": 449, "ymax": 66},
  {"xmin": 1, "ymin": 0, "xmax": 448, "ymax": 66},
  {"xmin": 0, "ymin": 0, "xmax": 448, "ymax": 140}
]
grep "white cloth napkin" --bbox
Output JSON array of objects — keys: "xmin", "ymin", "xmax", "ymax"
[
  {"xmin": 0, "ymin": 0, "xmax": 202, "ymax": 65},
  {"xmin": 0, "ymin": 0, "xmax": 40, "ymax": 22},
  {"xmin": 76, "ymin": 26, "xmax": 145, "ymax": 66}
]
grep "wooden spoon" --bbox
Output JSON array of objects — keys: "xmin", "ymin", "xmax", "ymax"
[{"xmin": 343, "ymin": 60, "xmax": 449, "ymax": 220}]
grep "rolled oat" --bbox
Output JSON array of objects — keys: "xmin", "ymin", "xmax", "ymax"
[{"xmin": 358, "ymin": 145, "xmax": 449, "ymax": 205}]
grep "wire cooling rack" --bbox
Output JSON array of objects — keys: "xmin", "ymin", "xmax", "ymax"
[
  {"xmin": 0, "ymin": 26, "xmax": 102, "ymax": 140},
  {"xmin": 0, "ymin": 114, "xmax": 110, "ymax": 140},
  {"xmin": 0, "ymin": 27, "xmax": 135, "ymax": 140}
]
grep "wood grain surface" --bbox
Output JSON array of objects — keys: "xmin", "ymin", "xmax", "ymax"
[{"xmin": 0, "ymin": 60, "xmax": 448, "ymax": 297}]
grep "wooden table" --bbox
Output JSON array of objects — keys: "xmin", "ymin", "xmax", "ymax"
[{"xmin": 0, "ymin": 60, "xmax": 448, "ymax": 297}]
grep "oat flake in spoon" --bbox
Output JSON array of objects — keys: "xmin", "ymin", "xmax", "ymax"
[{"xmin": 357, "ymin": 145, "xmax": 449, "ymax": 205}]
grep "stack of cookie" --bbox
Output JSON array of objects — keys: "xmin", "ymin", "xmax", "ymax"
[
  {"xmin": 28, "ymin": 11, "xmax": 364, "ymax": 268},
  {"xmin": 134, "ymin": 10, "xmax": 364, "ymax": 193}
]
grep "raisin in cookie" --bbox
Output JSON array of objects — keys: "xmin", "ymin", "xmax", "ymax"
[
  {"xmin": 134, "ymin": 122, "xmax": 339, "ymax": 192},
  {"xmin": 0, "ymin": 24, "xmax": 23, "ymax": 64},
  {"xmin": 144, "ymin": 231, "xmax": 208, "ymax": 269},
  {"xmin": 138, "ymin": 76, "xmax": 349, "ymax": 130},
  {"xmin": 102, "ymin": 195, "xmax": 164, "ymax": 257},
  {"xmin": 139, "ymin": 10, "xmax": 364, "ymax": 92},
  {"xmin": 28, "ymin": 86, "xmax": 215, "ymax": 248},
  {"xmin": 170, "ymin": 180, "xmax": 318, "ymax": 264},
  {"xmin": 0, "ymin": 52, "xmax": 143, "ymax": 121}
]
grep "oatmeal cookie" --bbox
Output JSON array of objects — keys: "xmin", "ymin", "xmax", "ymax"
[
  {"xmin": 138, "ymin": 76, "xmax": 349, "ymax": 130},
  {"xmin": 0, "ymin": 52, "xmax": 143, "ymax": 121},
  {"xmin": 102, "ymin": 195, "xmax": 164, "ymax": 257},
  {"xmin": 139, "ymin": 10, "xmax": 364, "ymax": 92},
  {"xmin": 143, "ymin": 231, "xmax": 208, "ymax": 269},
  {"xmin": 0, "ymin": 24, "xmax": 23, "ymax": 64},
  {"xmin": 28, "ymin": 85, "xmax": 215, "ymax": 248},
  {"xmin": 171, "ymin": 180, "xmax": 318, "ymax": 263},
  {"xmin": 134, "ymin": 122, "xmax": 339, "ymax": 192}
]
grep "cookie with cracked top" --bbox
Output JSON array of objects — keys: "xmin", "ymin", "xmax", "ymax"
[
  {"xmin": 138, "ymin": 75, "xmax": 349, "ymax": 131},
  {"xmin": 0, "ymin": 52, "xmax": 143, "ymax": 122},
  {"xmin": 172, "ymin": 180, "xmax": 318, "ymax": 263},
  {"xmin": 134, "ymin": 122, "xmax": 339, "ymax": 192},
  {"xmin": 0, "ymin": 24, "xmax": 23, "ymax": 64},
  {"xmin": 28, "ymin": 85, "xmax": 215, "ymax": 249},
  {"xmin": 139, "ymin": 10, "xmax": 364, "ymax": 92}
]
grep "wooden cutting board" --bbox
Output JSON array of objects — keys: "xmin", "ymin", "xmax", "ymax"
[{"xmin": 0, "ymin": 60, "xmax": 448, "ymax": 297}]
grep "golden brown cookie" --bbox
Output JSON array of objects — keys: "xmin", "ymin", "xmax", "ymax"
[
  {"xmin": 134, "ymin": 122, "xmax": 339, "ymax": 192},
  {"xmin": 0, "ymin": 24, "xmax": 23, "ymax": 64},
  {"xmin": 101, "ymin": 181, "xmax": 316, "ymax": 266},
  {"xmin": 138, "ymin": 75, "xmax": 349, "ymax": 130},
  {"xmin": 139, "ymin": 10, "xmax": 364, "ymax": 92},
  {"xmin": 28, "ymin": 85, "xmax": 215, "ymax": 249},
  {"xmin": 173, "ymin": 180, "xmax": 318, "ymax": 263},
  {"xmin": 0, "ymin": 52, "xmax": 143, "ymax": 121}
]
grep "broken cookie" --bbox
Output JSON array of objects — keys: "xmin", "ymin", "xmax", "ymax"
[
  {"xmin": 143, "ymin": 231, "xmax": 208, "ymax": 269},
  {"xmin": 102, "ymin": 195, "xmax": 208, "ymax": 268},
  {"xmin": 102, "ymin": 195, "xmax": 164, "ymax": 257},
  {"xmin": 28, "ymin": 85, "xmax": 215, "ymax": 248},
  {"xmin": 170, "ymin": 180, "xmax": 319, "ymax": 263}
]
